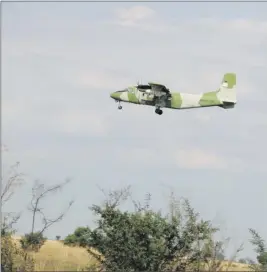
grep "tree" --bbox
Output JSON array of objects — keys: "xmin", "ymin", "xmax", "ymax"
[
  {"xmin": 1, "ymin": 146, "xmax": 35, "ymax": 271},
  {"xmin": 64, "ymin": 226, "xmax": 91, "ymax": 247},
  {"xmin": 201, "ymin": 238, "xmax": 243, "ymax": 271},
  {"xmin": 29, "ymin": 179, "xmax": 74, "ymax": 234},
  {"xmin": 1, "ymin": 146, "xmax": 23, "ymax": 236},
  {"xmin": 82, "ymin": 187, "xmax": 230, "ymax": 272},
  {"xmin": 1, "ymin": 161, "xmax": 24, "ymax": 206},
  {"xmin": 1, "ymin": 149, "xmax": 25, "ymax": 236},
  {"xmin": 1, "ymin": 234, "xmax": 35, "ymax": 272},
  {"xmin": 20, "ymin": 179, "xmax": 74, "ymax": 251},
  {"xmin": 249, "ymin": 228, "xmax": 267, "ymax": 271}
]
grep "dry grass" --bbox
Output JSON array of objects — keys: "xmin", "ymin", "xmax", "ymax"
[
  {"xmin": 11, "ymin": 236, "xmax": 252, "ymax": 271},
  {"xmin": 33, "ymin": 240, "xmax": 98, "ymax": 271},
  {"xmin": 203, "ymin": 260, "xmax": 252, "ymax": 271},
  {"xmin": 12, "ymin": 236, "xmax": 98, "ymax": 271}
]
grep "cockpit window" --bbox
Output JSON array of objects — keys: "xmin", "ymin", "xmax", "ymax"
[{"xmin": 137, "ymin": 85, "xmax": 151, "ymax": 90}]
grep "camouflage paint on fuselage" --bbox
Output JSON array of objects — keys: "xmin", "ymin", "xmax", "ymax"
[{"xmin": 110, "ymin": 73, "xmax": 236, "ymax": 111}]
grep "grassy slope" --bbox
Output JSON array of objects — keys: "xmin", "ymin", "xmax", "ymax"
[
  {"xmin": 32, "ymin": 240, "xmax": 97, "ymax": 271},
  {"xmin": 12, "ymin": 237, "xmax": 251, "ymax": 271}
]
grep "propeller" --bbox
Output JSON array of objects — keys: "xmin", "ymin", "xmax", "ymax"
[{"xmin": 136, "ymin": 78, "xmax": 143, "ymax": 87}]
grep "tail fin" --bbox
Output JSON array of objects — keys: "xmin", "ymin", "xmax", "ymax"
[{"xmin": 217, "ymin": 73, "xmax": 236, "ymax": 104}]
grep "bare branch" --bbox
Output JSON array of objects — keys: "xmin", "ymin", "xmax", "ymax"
[
  {"xmin": 1, "ymin": 212, "xmax": 21, "ymax": 235},
  {"xmin": 39, "ymin": 200, "xmax": 74, "ymax": 234},
  {"xmin": 28, "ymin": 179, "xmax": 74, "ymax": 234},
  {"xmin": 1, "ymin": 162, "xmax": 25, "ymax": 206},
  {"xmin": 131, "ymin": 192, "xmax": 151, "ymax": 212},
  {"xmin": 97, "ymin": 185, "xmax": 131, "ymax": 209},
  {"xmin": 224, "ymin": 243, "xmax": 244, "ymax": 271}
]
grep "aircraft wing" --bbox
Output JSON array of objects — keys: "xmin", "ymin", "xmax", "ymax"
[{"xmin": 148, "ymin": 82, "xmax": 170, "ymax": 94}]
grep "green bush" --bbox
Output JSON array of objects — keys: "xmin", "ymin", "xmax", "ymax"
[
  {"xmin": 64, "ymin": 226, "xmax": 91, "ymax": 247},
  {"xmin": 82, "ymin": 189, "xmax": 224, "ymax": 272},
  {"xmin": 249, "ymin": 228, "xmax": 267, "ymax": 271},
  {"xmin": 20, "ymin": 231, "xmax": 47, "ymax": 252}
]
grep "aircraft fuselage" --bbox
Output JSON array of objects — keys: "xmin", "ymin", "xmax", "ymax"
[
  {"xmin": 110, "ymin": 88, "xmax": 225, "ymax": 110},
  {"xmin": 110, "ymin": 73, "xmax": 237, "ymax": 114}
]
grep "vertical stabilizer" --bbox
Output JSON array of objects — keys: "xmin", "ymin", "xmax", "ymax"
[{"xmin": 217, "ymin": 73, "xmax": 236, "ymax": 104}]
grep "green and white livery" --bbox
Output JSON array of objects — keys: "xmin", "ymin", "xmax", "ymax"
[{"xmin": 110, "ymin": 73, "xmax": 236, "ymax": 115}]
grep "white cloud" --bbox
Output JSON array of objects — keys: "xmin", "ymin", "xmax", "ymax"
[
  {"xmin": 2, "ymin": 90, "xmax": 110, "ymax": 137},
  {"xmin": 175, "ymin": 148, "xmax": 243, "ymax": 171},
  {"xmin": 119, "ymin": 147, "xmax": 158, "ymax": 165},
  {"xmin": 223, "ymin": 18, "xmax": 267, "ymax": 34},
  {"xmin": 112, "ymin": 6, "xmax": 267, "ymax": 39},
  {"xmin": 114, "ymin": 5, "xmax": 156, "ymax": 26},
  {"xmin": 56, "ymin": 109, "xmax": 110, "ymax": 136},
  {"xmin": 175, "ymin": 148, "xmax": 226, "ymax": 169},
  {"xmin": 2, "ymin": 99, "xmax": 25, "ymax": 122},
  {"xmin": 194, "ymin": 113, "xmax": 212, "ymax": 123},
  {"xmin": 111, "ymin": 5, "xmax": 171, "ymax": 33},
  {"xmin": 77, "ymin": 69, "xmax": 133, "ymax": 90}
]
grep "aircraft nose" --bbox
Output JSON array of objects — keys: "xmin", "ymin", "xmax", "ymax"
[{"xmin": 110, "ymin": 91, "xmax": 121, "ymax": 100}]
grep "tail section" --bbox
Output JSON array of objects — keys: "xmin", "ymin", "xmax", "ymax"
[{"xmin": 217, "ymin": 73, "xmax": 236, "ymax": 108}]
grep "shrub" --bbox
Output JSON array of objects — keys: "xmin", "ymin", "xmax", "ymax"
[
  {"xmin": 64, "ymin": 227, "xmax": 91, "ymax": 247},
  {"xmin": 1, "ymin": 234, "xmax": 35, "ymax": 272},
  {"xmin": 20, "ymin": 232, "xmax": 47, "ymax": 252}
]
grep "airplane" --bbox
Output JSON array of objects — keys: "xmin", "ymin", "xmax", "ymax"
[{"xmin": 110, "ymin": 73, "xmax": 236, "ymax": 115}]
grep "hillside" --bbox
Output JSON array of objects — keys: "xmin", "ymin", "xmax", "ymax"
[
  {"xmin": 12, "ymin": 236, "xmax": 251, "ymax": 271},
  {"xmin": 12, "ymin": 236, "xmax": 97, "ymax": 271}
]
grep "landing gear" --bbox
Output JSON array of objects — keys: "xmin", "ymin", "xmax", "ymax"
[
  {"xmin": 116, "ymin": 100, "xmax": 122, "ymax": 110},
  {"xmin": 155, "ymin": 108, "xmax": 163, "ymax": 115}
]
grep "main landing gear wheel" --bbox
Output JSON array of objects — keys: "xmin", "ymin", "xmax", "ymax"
[{"xmin": 155, "ymin": 108, "xmax": 163, "ymax": 115}]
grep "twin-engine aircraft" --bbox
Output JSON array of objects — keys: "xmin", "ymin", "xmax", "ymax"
[{"xmin": 110, "ymin": 73, "xmax": 236, "ymax": 115}]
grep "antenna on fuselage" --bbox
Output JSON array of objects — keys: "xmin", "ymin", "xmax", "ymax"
[
  {"xmin": 137, "ymin": 78, "xmax": 141, "ymax": 87},
  {"xmin": 138, "ymin": 78, "xmax": 143, "ymax": 85}
]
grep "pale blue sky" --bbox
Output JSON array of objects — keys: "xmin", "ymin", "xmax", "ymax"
[{"xmin": 2, "ymin": 2, "xmax": 267, "ymax": 260}]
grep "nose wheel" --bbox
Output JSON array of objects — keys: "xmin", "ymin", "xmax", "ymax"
[
  {"xmin": 116, "ymin": 100, "xmax": 122, "ymax": 110},
  {"xmin": 155, "ymin": 108, "xmax": 163, "ymax": 115}
]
